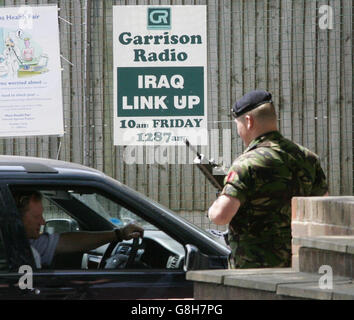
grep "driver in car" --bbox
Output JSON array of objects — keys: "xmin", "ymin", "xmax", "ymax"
[{"xmin": 13, "ymin": 190, "xmax": 144, "ymax": 269}]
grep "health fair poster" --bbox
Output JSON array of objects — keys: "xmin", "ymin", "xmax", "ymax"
[
  {"xmin": 113, "ymin": 5, "xmax": 207, "ymax": 146},
  {"xmin": 0, "ymin": 5, "xmax": 63, "ymax": 137}
]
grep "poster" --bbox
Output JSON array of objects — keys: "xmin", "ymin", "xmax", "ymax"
[
  {"xmin": 0, "ymin": 5, "xmax": 63, "ymax": 137},
  {"xmin": 113, "ymin": 5, "xmax": 207, "ymax": 145}
]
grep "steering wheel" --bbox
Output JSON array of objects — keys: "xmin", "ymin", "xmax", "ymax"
[
  {"xmin": 125, "ymin": 237, "xmax": 140, "ymax": 268},
  {"xmin": 98, "ymin": 237, "xmax": 141, "ymax": 269},
  {"xmin": 98, "ymin": 240, "xmax": 118, "ymax": 269}
]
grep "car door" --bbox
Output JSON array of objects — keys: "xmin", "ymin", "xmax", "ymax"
[
  {"xmin": 28, "ymin": 269, "xmax": 191, "ymax": 299},
  {"xmin": 0, "ymin": 184, "xmax": 193, "ymax": 299},
  {"xmin": 0, "ymin": 260, "xmax": 191, "ymax": 299}
]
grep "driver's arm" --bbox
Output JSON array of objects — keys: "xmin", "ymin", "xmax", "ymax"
[{"xmin": 55, "ymin": 223, "xmax": 144, "ymax": 254}]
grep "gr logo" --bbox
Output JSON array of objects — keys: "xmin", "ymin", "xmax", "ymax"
[{"xmin": 147, "ymin": 8, "xmax": 171, "ymax": 30}]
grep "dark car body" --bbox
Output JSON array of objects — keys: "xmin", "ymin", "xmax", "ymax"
[{"xmin": 0, "ymin": 155, "xmax": 230, "ymax": 299}]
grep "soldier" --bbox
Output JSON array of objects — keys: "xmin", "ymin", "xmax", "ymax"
[{"xmin": 208, "ymin": 90, "xmax": 328, "ymax": 268}]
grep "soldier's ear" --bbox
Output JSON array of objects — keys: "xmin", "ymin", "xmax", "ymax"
[{"xmin": 245, "ymin": 115, "xmax": 254, "ymax": 130}]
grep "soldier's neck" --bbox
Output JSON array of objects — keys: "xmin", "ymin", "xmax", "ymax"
[{"xmin": 245, "ymin": 124, "xmax": 278, "ymax": 147}]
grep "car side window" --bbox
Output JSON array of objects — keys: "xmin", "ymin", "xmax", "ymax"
[
  {"xmin": 69, "ymin": 191, "xmax": 185, "ymax": 270},
  {"xmin": 10, "ymin": 187, "xmax": 186, "ymax": 271}
]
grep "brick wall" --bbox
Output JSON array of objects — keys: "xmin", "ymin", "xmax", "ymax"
[{"xmin": 291, "ymin": 197, "xmax": 354, "ymax": 270}]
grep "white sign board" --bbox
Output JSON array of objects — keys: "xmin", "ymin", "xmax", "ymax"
[
  {"xmin": 113, "ymin": 5, "xmax": 207, "ymax": 145},
  {"xmin": 0, "ymin": 5, "xmax": 63, "ymax": 138}
]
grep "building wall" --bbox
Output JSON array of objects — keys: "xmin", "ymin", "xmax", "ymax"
[{"xmin": 0, "ymin": 0, "xmax": 352, "ymax": 230}]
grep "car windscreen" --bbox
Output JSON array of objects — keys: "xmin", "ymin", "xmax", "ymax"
[{"xmin": 117, "ymin": 183, "xmax": 228, "ymax": 245}]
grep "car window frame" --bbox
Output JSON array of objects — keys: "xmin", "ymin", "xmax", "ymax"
[
  {"xmin": 4, "ymin": 176, "xmax": 230, "ymax": 256},
  {"xmin": 7, "ymin": 182, "xmax": 189, "ymax": 271}
]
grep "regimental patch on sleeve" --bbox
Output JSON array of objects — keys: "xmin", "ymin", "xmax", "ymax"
[{"xmin": 226, "ymin": 171, "xmax": 237, "ymax": 183}]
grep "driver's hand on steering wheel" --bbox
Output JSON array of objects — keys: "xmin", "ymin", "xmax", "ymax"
[{"xmin": 119, "ymin": 223, "xmax": 144, "ymax": 240}]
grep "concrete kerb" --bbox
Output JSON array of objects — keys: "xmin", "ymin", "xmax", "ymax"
[
  {"xmin": 293, "ymin": 236, "xmax": 354, "ymax": 254},
  {"xmin": 277, "ymin": 280, "xmax": 353, "ymax": 300},
  {"xmin": 332, "ymin": 282, "xmax": 354, "ymax": 300},
  {"xmin": 223, "ymin": 272, "xmax": 327, "ymax": 292},
  {"xmin": 186, "ymin": 268, "xmax": 293, "ymax": 285}
]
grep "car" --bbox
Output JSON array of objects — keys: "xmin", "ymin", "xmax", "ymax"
[{"xmin": 0, "ymin": 155, "xmax": 230, "ymax": 299}]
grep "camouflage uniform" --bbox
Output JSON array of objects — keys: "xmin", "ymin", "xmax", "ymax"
[{"xmin": 221, "ymin": 131, "xmax": 328, "ymax": 268}]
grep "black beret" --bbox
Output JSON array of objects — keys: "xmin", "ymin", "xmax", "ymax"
[{"xmin": 232, "ymin": 90, "xmax": 272, "ymax": 118}]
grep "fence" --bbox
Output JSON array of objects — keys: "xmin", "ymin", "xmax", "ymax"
[{"xmin": 0, "ymin": 0, "xmax": 352, "ymax": 231}]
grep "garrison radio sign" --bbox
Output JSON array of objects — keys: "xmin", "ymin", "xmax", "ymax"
[{"xmin": 113, "ymin": 5, "xmax": 207, "ymax": 146}]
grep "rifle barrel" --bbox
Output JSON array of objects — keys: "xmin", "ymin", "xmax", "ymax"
[{"xmin": 183, "ymin": 138, "xmax": 201, "ymax": 159}]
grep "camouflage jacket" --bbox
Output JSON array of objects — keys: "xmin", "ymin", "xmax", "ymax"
[{"xmin": 221, "ymin": 131, "xmax": 328, "ymax": 268}]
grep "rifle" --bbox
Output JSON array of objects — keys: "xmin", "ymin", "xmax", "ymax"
[
  {"xmin": 184, "ymin": 139, "xmax": 230, "ymax": 246},
  {"xmin": 184, "ymin": 139, "xmax": 226, "ymax": 192}
]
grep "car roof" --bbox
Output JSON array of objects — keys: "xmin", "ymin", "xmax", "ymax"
[{"xmin": 0, "ymin": 155, "xmax": 102, "ymax": 175}]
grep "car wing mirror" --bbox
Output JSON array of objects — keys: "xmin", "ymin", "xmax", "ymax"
[
  {"xmin": 183, "ymin": 244, "xmax": 210, "ymax": 271},
  {"xmin": 44, "ymin": 219, "xmax": 79, "ymax": 234}
]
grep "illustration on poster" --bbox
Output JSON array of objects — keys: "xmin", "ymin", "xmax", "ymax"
[{"xmin": 0, "ymin": 28, "xmax": 49, "ymax": 79}]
